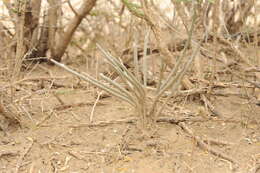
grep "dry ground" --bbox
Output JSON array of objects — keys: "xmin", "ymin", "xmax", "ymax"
[{"xmin": 0, "ymin": 53, "xmax": 260, "ymax": 173}]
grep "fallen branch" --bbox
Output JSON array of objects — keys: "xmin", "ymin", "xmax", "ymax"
[
  {"xmin": 69, "ymin": 116, "xmax": 208, "ymax": 128},
  {"xmin": 53, "ymin": 101, "xmax": 106, "ymax": 111},
  {"xmin": 0, "ymin": 150, "xmax": 19, "ymax": 158},
  {"xmin": 15, "ymin": 138, "xmax": 34, "ymax": 173},
  {"xmin": 203, "ymin": 137, "xmax": 235, "ymax": 146},
  {"xmin": 1, "ymin": 76, "xmax": 67, "ymax": 89},
  {"xmin": 178, "ymin": 122, "xmax": 238, "ymax": 165}
]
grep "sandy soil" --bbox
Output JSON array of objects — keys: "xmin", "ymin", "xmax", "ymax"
[{"xmin": 0, "ymin": 57, "xmax": 260, "ymax": 173}]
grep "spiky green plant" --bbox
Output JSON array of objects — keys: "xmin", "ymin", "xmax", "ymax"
[{"xmin": 51, "ymin": 0, "xmax": 200, "ymax": 130}]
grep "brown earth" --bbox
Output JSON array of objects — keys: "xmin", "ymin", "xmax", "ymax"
[{"xmin": 0, "ymin": 56, "xmax": 260, "ymax": 173}]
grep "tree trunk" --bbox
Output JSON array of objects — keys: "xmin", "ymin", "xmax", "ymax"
[{"xmin": 52, "ymin": 0, "xmax": 97, "ymax": 62}]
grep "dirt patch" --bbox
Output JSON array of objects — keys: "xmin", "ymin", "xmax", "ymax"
[{"xmin": 0, "ymin": 63, "xmax": 259, "ymax": 173}]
